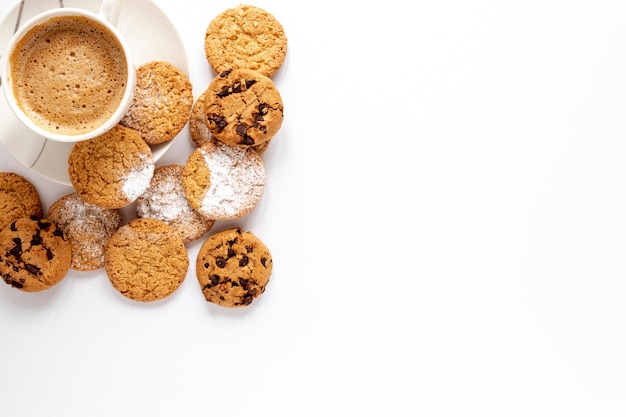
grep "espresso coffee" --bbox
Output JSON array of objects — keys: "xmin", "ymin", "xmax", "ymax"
[{"xmin": 9, "ymin": 16, "xmax": 128, "ymax": 136}]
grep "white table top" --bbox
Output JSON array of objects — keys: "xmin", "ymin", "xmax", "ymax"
[{"xmin": 2, "ymin": 0, "xmax": 626, "ymax": 416}]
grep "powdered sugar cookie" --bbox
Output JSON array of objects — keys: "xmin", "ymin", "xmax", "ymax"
[
  {"xmin": 48, "ymin": 192, "xmax": 123, "ymax": 271},
  {"xmin": 182, "ymin": 140, "xmax": 265, "ymax": 221},
  {"xmin": 121, "ymin": 61, "xmax": 193, "ymax": 145},
  {"xmin": 136, "ymin": 164, "xmax": 214, "ymax": 243},
  {"xmin": 68, "ymin": 125, "xmax": 155, "ymax": 209}
]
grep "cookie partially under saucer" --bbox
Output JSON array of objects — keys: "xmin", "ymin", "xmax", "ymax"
[
  {"xmin": 0, "ymin": 0, "xmax": 190, "ymax": 186},
  {"xmin": 67, "ymin": 125, "xmax": 155, "ymax": 209}
]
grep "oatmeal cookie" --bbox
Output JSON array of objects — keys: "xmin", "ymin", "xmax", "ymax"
[
  {"xmin": 68, "ymin": 125, "xmax": 155, "ymax": 209},
  {"xmin": 204, "ymin": 4, "xmax": 287, "ymax": 78},
  {"xmin": 0, "ymin": 172, "xmax": 43, "ymax": 231},
  {"xmin": 105, "ymin": 218, "xmax": 188, "ymax": 302}
]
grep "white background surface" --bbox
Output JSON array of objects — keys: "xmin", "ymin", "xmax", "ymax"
[{"xmin": 1, "ymin": 0, "xmax": 626, "ymax": 416}]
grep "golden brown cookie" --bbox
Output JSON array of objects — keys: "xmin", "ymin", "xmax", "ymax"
[
  {"xmin": 203, "ymin": 68, "xmax": 283, "ymax": 148},
  {"xmin": 204, "ymin": 4, "xmax": 287, "ymax": 78},
  {"xmin": 136, "ymin": 164, "xmax": 214, "ymax": 243},
  {"xmin": 47, "ymin": 193, "xmax": 123, "ymax": 271},
  {"xmin": 68, "ymin": 124, "xmax": 155, "ymax": 209},
  {"xmin": 104, "ymin": 218, "xmax": 188, "ymax": 302},
  {"xmin": 196, "ymin": 228, "xmax": 273, "ymax": 307},
  {"xmin": 0, "ymin": 172, "xmax": 43, "ymax": 232},
  {"xmin": 0, "ymin": 217, "xmax": 71, "ymax": 292},
  {"xmin": 121, "ymin": 61, "xmax": 193, "ymax": 145},
  {"xmin": 189, "ymin": 88, "xmax": 215, "ymax": 148},
  {"xmin": 191, "ymin": 88, "xmax": 270, "ymax": 153},
  {"xmin": 182, "ymin": 140, "xmax": 266, "ymax": 221}
]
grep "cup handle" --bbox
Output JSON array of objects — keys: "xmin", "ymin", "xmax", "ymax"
[{"xmin": 99, "ymin": 0, "xmax": 123, "ymax": 26}]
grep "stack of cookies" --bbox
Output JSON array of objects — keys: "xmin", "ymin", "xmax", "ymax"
[{"xmin": 0, "ymin": 4, "xmax": 286, "ymax": 309}]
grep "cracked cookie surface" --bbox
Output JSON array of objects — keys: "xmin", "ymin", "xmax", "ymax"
[
  {"xmin": 204, "ymin": 4, "xmax": 287, "ymax": 78},
  {"xmin": 121, "ymin": 61, "xmax": 193, "ymax": 145},
  {"xmin": 0, "ymin": 217, "xmax": 71, "ymax": 292},
  {"xmin": 0, "ymin": 172, "xmax": 43, "ymax": 232},
  {"xmin": 203, "ymin": 68, "xmax": 283, "ymax": 148},
  {"xmin": 68, "ymin": 125, "xmax": 154, "ymax": 209},
  {"xmin": 196, "ymin": 228, "xmax": 273, "ymax": 307},
  {"xmin": 105, "ymin": 218, "xmax": 188, "ymax": 302}
]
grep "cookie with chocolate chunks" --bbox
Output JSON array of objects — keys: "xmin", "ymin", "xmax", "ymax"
[
  {"xmin": 190, "ymin": 88, "xmax": 270, "ymax": 153},
  {"xmin": 196, "ymin": 228, "xmax": 272, "ymax": 307},
  {"xmin": 203, "ymin": 68, "xmax": 283, "ymax": 148},
  {"xmin": 0, "ymin": 217, "xmax": 71, "ymax": 292}
]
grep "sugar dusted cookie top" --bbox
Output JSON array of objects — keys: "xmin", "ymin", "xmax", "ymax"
[
  {"xmin": 121, "ymin": 61, "xmax": 193, "ymax": 145},
  {"xmin": 136, "ymin": 164, "xmax": 214, "ymax": 243},
  {"xmin": 48, "ymin": 193, "xmax": 123, "ymax": 271},
  {"xmin": 68, "ymin": 125, "xmax": 155, "ymax": 209},
  {"xmin": 182, "ymin": 139, "xmax": 266, "ymax": 221},
  {"xmin": 204, "ymin": 4, "xmax": 287, "ymax": 78}
]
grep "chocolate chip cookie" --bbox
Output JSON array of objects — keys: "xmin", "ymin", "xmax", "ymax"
[
  {"xmin": 0, "ymin": 217, "xmax": 71, "ymax": 292},
  {"xmin": 203, "ymin": 68, "xmax": 283, "ymax": 148},
  {"xmin": 196, "ymin": 228, "xmax": 273, "ymax": 307},
  {"xmin": 191, "ymin": 88, "xmax": 270, "ymax": 153}
]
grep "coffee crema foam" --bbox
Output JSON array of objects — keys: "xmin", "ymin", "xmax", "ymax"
[{"xmin": 10, "ymin": 16, "xmax": 128, "ymax": 136}]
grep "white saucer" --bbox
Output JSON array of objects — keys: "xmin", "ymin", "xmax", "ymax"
[{"xmin": 0, "ymin": 0, "xmax": 189, "ymax": 185}]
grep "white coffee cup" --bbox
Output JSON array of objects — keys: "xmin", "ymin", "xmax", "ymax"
[{"xmin": 0, "ymin": 0, "xmax": 134, "ymax": 143}]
